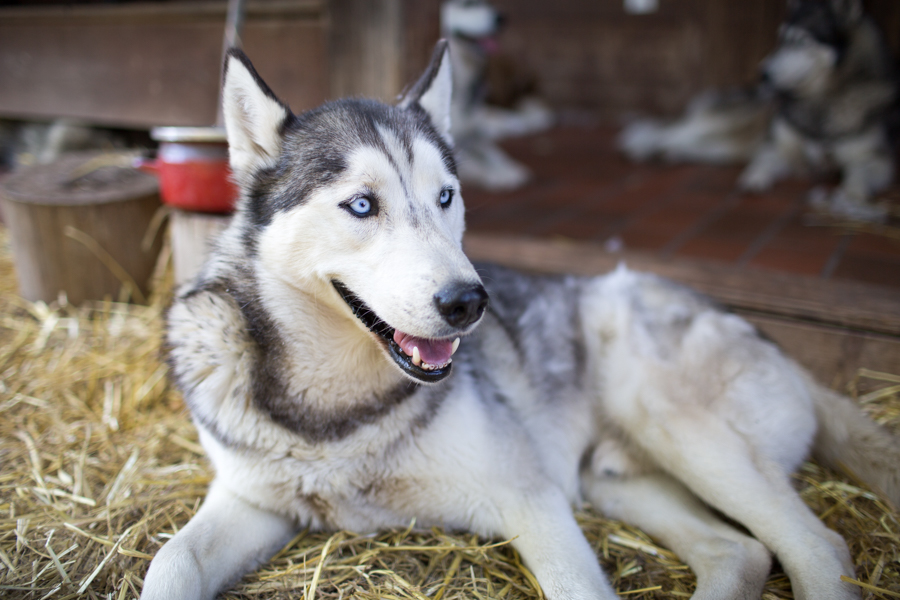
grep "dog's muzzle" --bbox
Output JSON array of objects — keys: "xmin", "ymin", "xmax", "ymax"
[{"xmin": 332, "ymin": 280, "xmax": 485, "ymax": 383}]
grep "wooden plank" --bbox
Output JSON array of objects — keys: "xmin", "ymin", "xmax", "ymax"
[
  {"xmin": 701, "ymin": 0, "xmax": 782, "ymax": 89},
  {"xmin": 169, "ymin": 210, "xmax": 231, "ymax": 285},
  {"xmin": 399, "ymin": 0, "xmax": 441, "ymax": 91},
  {"xmin": 0, "ymin": 1, "xmax": 327, "ymax": 127},
  {"xmin": 486, "ymin": 6, "xmax": 705, "ymax": 115},
  {"xmin": 325, "ymin": 0, "xmax": 439, "ymax": 105},
  {"xmin": 327, "ymin": 0, "xmax": 404, "ymax": 102},
  {"xmin": 484, "ymin": 0, "xmax": 783, "ymax": 116},
  {"xmin": 463, "ymin": 232, "xmax": 900, "ymax": 337},
  {"xmin": 0, "ymin": 1, "xmax": 323, "ymax": 24},
  {"xmin": 742, "ymin": 312, "xmax": 900, "ymax": 390}
]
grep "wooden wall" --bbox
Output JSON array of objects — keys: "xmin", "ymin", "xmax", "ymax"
[
  {"xmin": 0, "ymin": 0, "xmax": 896, "ymax": 126},
  {"xmin": 479, "ymin": 0, "xmax": 899, "ymax": 117},
  {"xmin": 328, "ymin": 0, "xmax": 439, "ymax": 102},
  {"xmin": 0, "ymin": 1, "xmax": 329, "ymax": 127},
  {"xmin": 0, "ymin": 0, "xmax": 436, "ymax": 127}
]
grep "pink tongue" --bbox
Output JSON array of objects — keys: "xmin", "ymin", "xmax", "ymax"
[
  {"xmin": 393, "ymin": 331, "xmax": 454, "ymax": 366},
  {"xmin": 479, "ymin": 36, "xmax": 500, "ymax": 54}
]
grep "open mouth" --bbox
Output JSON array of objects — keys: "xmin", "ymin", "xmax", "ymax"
[
  {"xmin": 332, "ymin": 281, "xmax": 458, "ymax": 383},
  {"xmin": 454, "ymin": 32, "xmax": 500, "ymax": 54}
]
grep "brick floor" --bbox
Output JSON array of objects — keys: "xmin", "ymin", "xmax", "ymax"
[{"xmin": 464, "ymin": 126, "xmax": 900, "ymax": 290}]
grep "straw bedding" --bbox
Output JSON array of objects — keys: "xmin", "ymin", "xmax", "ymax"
[{"xmin": 0, "ymin": 225, "xmax": 898, "ymax": 600}]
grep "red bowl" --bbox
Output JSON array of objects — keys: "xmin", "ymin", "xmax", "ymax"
[{"xmin": 136, "ymin": 127, "xmax": 238, "ymax": 214}]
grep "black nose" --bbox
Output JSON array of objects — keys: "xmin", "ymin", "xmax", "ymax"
[{"xmin": 434, "ymin": 283, "xmax": 489, "ymax": 329}]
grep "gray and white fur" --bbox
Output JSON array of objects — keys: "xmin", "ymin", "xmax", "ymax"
[{"xmin": 141, "ymin": 41, "xmax": 900, "ymax": 600}]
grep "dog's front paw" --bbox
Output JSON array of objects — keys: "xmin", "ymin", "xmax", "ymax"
[
  {"xmin": 140, "ymin": 543, "xmax": 206, "ymax": 600},
  {"xmin": 618, "ymin": 120, "xmax": 664, "ymax": 162},
  {"xmin": 737, "ymin": 163, "xmax": 777, "ymax": 192},
  {"xmin": 808, "ymin": 186, "xmax": 888, "ymax": 223}
]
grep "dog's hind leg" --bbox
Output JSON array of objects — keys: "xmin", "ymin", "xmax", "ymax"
[
  {"xmin": 584, "ymin": 472, "xmax": 771, "ymax": 600},
  {"xmin": 583, "ymin": 271, "xmax": 858, "ymax": 598},
  {"xmin": 141, "ymin": 480, "xmax": 296, "ymax": 600},
  {"xmin": 628, "ymin": 411, "xmax": 858, "ymax": 600}
]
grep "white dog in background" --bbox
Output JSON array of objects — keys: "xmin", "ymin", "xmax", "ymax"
[{"xmin": 442, "ymin": 0, "xmax": 555, "ymax": 190}]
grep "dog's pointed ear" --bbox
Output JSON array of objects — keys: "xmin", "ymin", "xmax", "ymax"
[
  {"xmin": 399, "ymin": 40, "xmax": 453, "ymax": 143},
  {"xmin": 222, "ymin": 48, "xmax": 291, "ymax": 184}
]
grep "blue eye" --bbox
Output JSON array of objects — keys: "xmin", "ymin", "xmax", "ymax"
[
  {"xmin": 347, "ymin": 196, "xmax": 373, "ymax": 216},
  {"xmin": 439, "ymin": 188, "xmax": 453, "ymax": 208}
]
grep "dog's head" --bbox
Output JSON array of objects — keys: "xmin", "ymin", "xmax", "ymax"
[
  {"xmin": 222, "ymin": 42, "xmax": 487, "ymax": 384},
  {"xmin": 441, "ymin": 0, "xmax": 504, "ymax": 50},
  {"xmin": 761, "ymin": 0, "xmax": 863, "ymax": 97}
]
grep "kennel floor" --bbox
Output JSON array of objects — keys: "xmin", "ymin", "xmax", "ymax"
[
  {"xmin": 463, "ymin": 126, "xmax": 900, "ymax": 291},
  {"xmin": 462, "ymin": 126, "xmax": 900, "ymax": 385}
]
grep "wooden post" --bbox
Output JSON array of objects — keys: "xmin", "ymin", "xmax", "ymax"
[
  {"xmin": 169, "ymin": 209, "xmax": 232, "ymax": 286},
  {"xmin": 327, "ymin": 0, "xmax": 405, "ymax": 102}
]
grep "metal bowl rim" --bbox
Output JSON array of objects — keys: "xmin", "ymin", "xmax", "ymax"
[{"xmin": 150, "ymin": 126, "xmax": 228, "ymax": 143}]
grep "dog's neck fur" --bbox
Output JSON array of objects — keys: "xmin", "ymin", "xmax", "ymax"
[
  {"xmin": 261, "ymin": 296, "xmax": 407, "ymax": 418},
  {"xmin": 262, "ymin": 271, "xmax": 402, "ymax": 399},
  {"xmin": 220, "ymin": 215, "xmax": 411, "ymax": 414}
]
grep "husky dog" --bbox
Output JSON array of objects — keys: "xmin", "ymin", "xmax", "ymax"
[
  {"xmin": 141, "ymin": 42, "xmax": 900, "ymax": 600},
  {"xmin": 620, "ymin": 0, "xmax": 897, "ymax": 221},
  {"xmin": 442, "ymin": 0, "xmax": 554, "ymax": 190}
]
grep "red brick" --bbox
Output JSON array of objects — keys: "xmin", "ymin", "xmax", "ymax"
[{"xmin": 678, "ymin": 237, "xmax": 755, "ymax": 263}]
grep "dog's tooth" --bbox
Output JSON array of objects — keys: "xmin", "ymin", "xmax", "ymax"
[
  {"xmin": 451, "ymin": 338, "xmax": 460, "ymax": 355},
  {"xmin": 412, "ymin": 346, "xmax": 421, "ymax": 366}
]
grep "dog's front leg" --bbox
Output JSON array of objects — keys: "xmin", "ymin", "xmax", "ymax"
[
  {"xmin": 824, "ymin": 131, "xmax": 895, "ymax": 221},
  {"xmin": 141, "ymin": 479, "xmax": 296, "ymax": 600},
  {"xmin": 475, "ymin": 487, "xmax": 618, "ymax": 600},
  {"xmin": 738, "ymin": 117, "xmax": 804, "ymax": 192}
]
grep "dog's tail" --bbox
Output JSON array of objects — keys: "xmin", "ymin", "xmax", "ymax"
[{"xmin": 810, "ymin": 378, "xmax": 900, "ymax": 509}]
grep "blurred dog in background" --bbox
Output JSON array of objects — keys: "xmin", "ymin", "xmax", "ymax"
[
  {"xmin": 619, "ymin": 0, "xmax": 897, "ymax": 222},
  {"xmin": 442, "ymin": 0, "xmax": 555, "ymax": 191}
]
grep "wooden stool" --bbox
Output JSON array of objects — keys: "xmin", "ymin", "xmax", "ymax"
[
  {"xmin": 169, "ymin": 208, "xmax": 232, "ymax": 286},
  {"xmin": 0, "ymin": 152, "xmax": 163, "ymax": 304}
]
